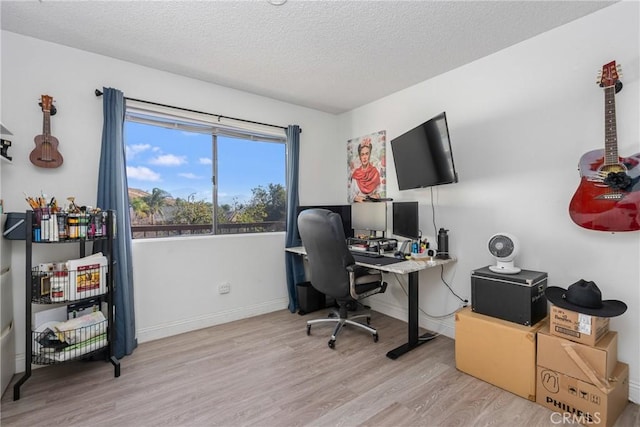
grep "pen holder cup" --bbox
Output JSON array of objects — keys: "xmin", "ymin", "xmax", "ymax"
[{"xmin": 33, "ymin": 208, "xmax": 45, "ymax": 227}]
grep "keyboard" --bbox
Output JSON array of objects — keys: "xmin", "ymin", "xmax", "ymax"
[{"xmin": 350, "ymin": 250, "xmax": 383, "ymax": 258}]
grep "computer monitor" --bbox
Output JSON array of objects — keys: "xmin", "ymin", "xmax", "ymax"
[
  {"xmin": 392, "ymin": 201, "xmax": 419, "ymax": 240},
  {"xmin": 351, "ymin": 202, "xmax": 387, "ymax": 237},
  {"xmin": 296, "ymin": 205, "xmax": 353, "ymax": 239}
]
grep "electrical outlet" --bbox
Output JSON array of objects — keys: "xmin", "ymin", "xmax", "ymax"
[{"xmin": 218, "ymin": 282, "xmax": 231, "ymax": 294}]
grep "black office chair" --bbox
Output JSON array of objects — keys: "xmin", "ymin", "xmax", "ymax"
[{"xmin": 297, "ymin": 208, "xmax": 387, "ymax": 349}]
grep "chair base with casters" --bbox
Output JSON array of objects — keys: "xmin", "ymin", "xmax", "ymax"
[
  {"xmin": 305, "ymin": 265, "xmax": 387, "ymax": 349},
  {"xmin": 306, "ymin": 303, "xmax": 379, "ymax": 349},
  {"xmin": 296, "ymin": 208, "xmax": 387, "ymax": 349}
]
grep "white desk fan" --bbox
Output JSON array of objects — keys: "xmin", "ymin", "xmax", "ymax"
[{"xmin": 488, "ymin": 233, "xmax": 521, "ymax": 274}]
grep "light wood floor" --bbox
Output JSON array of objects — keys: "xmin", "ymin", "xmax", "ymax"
[{"xmin": 1, "ymin": 309, "xmax": 638, "ymax": 426}]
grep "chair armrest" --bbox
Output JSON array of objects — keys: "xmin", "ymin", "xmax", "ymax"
[
  {"xmin": 347, "ymin": 265, "xmax": 387, "ymax": 300},
  {"xmin": 346, "ymin": 264, "xmax": 372, "ymax": 275}
]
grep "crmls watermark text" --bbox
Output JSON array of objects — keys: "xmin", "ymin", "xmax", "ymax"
[{"xmin": 546, "ymin": 397, "xmax": 601, "ymax": 424}]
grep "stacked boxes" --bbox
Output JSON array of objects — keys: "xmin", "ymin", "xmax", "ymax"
[
  {"xmin": 458, "ymin": 270, "xmax": 630, "ymax": 425},
  {"xmin": 455, "ymin": 267, "xmax": 548, "ymax": 400},
  {"xmin": 536, "ymin": 308, "xmax": 629, "ymax": 426},
  {"xmin": 455, "ymin": 306, "xmax": 545, "ymax": 401}
]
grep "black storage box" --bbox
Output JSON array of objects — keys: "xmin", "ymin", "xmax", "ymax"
[
  {"xmin": 296, "ymin": 281, "xmax": 326, "ymax": 315},
  {"xmin": 3, "ymin": 212, "xmax": 26, "ymax": 240},
  {"xmin": 471, "ymin": 266, "xmax": 547, "ymax": 326}
]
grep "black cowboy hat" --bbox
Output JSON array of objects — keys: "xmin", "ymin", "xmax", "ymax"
[{"xmin": 545, "ymin": 279, "xmax": 627, "ymax": 317}]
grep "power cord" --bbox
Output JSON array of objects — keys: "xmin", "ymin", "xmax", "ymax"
[
  {"xmin": 438, "ymin": 265, "xmax": 467, "ymax": 305},
  {"xmin": 392, "ymin": 272, "xmax": 467, "ymax": 320},
  {"xmin": 430, "ymin": 187, "xmax": 438, "ymax": 240},
  {"xmin": 375, "ymin": 269, "xmax": 468, "ymax": 342},
  {"xmin": 428, "ymin": 186, "xmax": 468, "ymax": 307}
]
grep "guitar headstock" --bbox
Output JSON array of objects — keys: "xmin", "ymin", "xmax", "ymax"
[
  {"xmin": 597, "ymin": 61, "xmax": 622, "ymax": 88},
  {"xmin": 39, "ymin": 95, "xmax": 54, "ymax": 113}
]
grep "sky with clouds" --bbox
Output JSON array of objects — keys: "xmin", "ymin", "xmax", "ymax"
[{"xmin": 125, "ymin": 122, "xmax": 285, "ymax": 206}]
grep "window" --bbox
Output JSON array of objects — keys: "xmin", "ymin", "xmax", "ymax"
[{"xmin": 124, "ymin": 103, "xmax": 287, "ymax": 239}]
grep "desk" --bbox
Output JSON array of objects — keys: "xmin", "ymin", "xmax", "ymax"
[{"xmin": 286, "ymin": 246, "xmax": 455, "ymax": 359}]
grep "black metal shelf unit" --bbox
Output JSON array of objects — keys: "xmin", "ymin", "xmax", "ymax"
[{"xmin": 13, "ymin": 209, "xmax": 120, "ymax": 400}]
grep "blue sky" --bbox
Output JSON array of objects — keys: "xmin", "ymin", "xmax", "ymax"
[{"xmin": 124, "ymin": 122, "xmax": 285, "ymax": 206}]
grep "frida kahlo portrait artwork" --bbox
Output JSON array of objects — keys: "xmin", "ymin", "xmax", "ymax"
[{"xmin": 347, "ymin": 130, "xmax": 386, "ymax": 203}]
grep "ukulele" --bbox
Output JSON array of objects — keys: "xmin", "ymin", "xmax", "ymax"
[
  {"xmin": 568, "ymin": 61, "xmax": 640, "ymax": 232},
  {"xmin": 30, "ymin": 95, "xmax": 63, "ymax": 168}
]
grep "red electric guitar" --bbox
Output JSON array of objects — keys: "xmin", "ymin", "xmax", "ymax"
[
  {"xmin": 568, "ymin": 61, "xmax": 640, "ymax": 231},
  {"xmin": 30, "ymin": 94, "xmax": 63, "ymax": 168}
]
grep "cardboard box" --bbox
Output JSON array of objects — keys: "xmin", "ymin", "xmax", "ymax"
[
  {"xmin": 455, "ymin": 306, "xmax": 545, "ymax": 401},
  {"xmin": 67, "ymin": 254, "xmax": 108, "ymax": 300},
  {"xmin": 536, "ymin": 362, "xmax": 629, "ymax": 427},
  {"xmin": 471, "ymin": 266, "xmax": 548, "ymax": 326},
  {"xmin": 538, "ymin": 326, "xmax": 617, "ymax": 386},
  {"xmin": 550, "ymin": 305, "xmax": 609, "ymax": 346}
]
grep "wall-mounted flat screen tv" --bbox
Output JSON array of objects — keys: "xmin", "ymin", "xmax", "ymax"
[{"xmin": 391, "ymin": 112, "xmax": 458, "ymax": 190}]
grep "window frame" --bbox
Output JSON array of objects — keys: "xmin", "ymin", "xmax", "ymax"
[{"xmin": 124, "ymin": 102, "xmax": 288, "ymax": 238}]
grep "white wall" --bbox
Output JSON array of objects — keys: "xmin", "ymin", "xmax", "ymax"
[
  {"xmin": 0, "ymin": 30, "xmax": 340, "ymax": 372},
  {"xmin": 2, "ymin": 1, "xmax": 638, "ymax": 403},
  {"xmin": 338, "ymin": 2, "xmax": 639, "ymax": 402}
]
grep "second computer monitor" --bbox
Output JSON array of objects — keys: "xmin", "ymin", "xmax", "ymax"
[
  {"xmin": 297, "ymin": 205, "xmax": 353, "ymax": 239},
  {"xmin": 392, "ymin": 201, "xmax": 419, "ymax": 240},
  {"xmin": 351, "ymin": 202, "xmax": 387, "ymax": 236}
]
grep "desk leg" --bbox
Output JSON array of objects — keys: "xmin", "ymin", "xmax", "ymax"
[{"xmin": 386, "ymin": 270, "xmax": 437, "ymax": 359}]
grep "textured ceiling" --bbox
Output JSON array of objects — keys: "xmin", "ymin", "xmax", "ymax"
[{"xmin": 0, "ymin": 0, "xmax": 616, "ymax": 114}]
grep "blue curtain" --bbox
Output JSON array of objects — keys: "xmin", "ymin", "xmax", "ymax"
[
  {"xmin": 96, "ymin": 87, "xmax": 138, "ymax": 358},
  {"xmin": 285, "ymin": 125, "xmax": 305, "ymax": 312}
]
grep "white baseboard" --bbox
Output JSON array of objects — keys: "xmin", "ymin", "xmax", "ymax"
[
  {"xmin": 630, "ymin": 381, "xmax": 639, "ymax": 404},
  {"xmin": 136, "ymin": 298, "xmax": 289, "ymax": 344}
]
